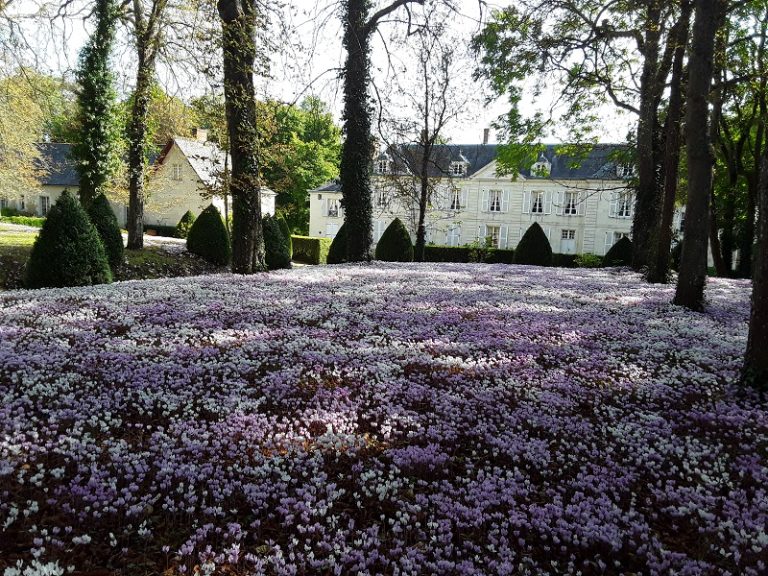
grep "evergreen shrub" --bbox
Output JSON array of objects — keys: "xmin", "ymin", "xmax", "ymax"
[
  {"xmin": 277, "ymin": 215, "xmax": 292, "ymax": 259},
  {"xmin": 175, "ymin": 210, "xmax": 196, "ymax": 239},
  {"xmin": 602, "ymin": 236, "xmax": 633, "ymax": 267},
  {"xmin": 326, "ymin": 223, "xmax": 347, "ymax": 264},
  {"xmin": 186, "ymin": 204, "xmax": 230, "ymax": 266},
  {"xmin": 263, "ymin": 214, "xmax": 291, "ymax": 270},
  {"xmin": 374, "ymin": 218, "xmax": 414, "ymax": 262},
  {"xmin": 514, "ymin": 223, "xmax": 553, "ymax": 266},
  {"xmin": 292, "ymin": 235, "xmax": 331, "ymax": 265},
  {"xmin": 87, "ymin": 193, "xmax": 123, "ymax": 270},
  {"xmin": 25, "ymin": 190, "xmax": 112, "ymax": 288},
  {"xmin": 574, "ymin": 253, "xmax": 603, "ymax": 268}
]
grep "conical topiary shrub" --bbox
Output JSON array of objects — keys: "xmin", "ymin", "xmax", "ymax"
[
  {"xmin": 175, "ymin": 210, "xmax": 196, "ymax": 239},
  {"xmin": 186, "ymin": 204, "xmax": 230, "ymax": 266},
  {"xmin": 87, "ymin": 193, "xmax": 124, "ymax": 271},
  {"xmin": 603, "ymin": 236, "xmax": 633, "ymax": 267},
  {"xmin": 25, "ymin": 190, "xmax": 112, "ymax": 288},
  {"xmin": 277, "ymin": 215, "xmax": 292, "ymax": 259},
  {"xmin": 326, "ymin": 222, "xmax": 347, "ymax": 264},
  {"xmin": 514, "ymin": 222, "xmax": 553, "ymax": 266},
  {"xmin": 375, "ymin": 218, "xmax": 414, "ymax": 262},
  {"xmin": 263, "ymin": 214, "xmax": 291, "ymax": 270}
]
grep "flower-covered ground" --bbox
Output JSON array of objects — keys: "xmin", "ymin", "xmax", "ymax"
[{"xmin": 0, "ymin": 264, "xmax": 766, "ymax": 575}]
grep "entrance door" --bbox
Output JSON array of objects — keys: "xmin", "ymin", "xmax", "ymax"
[{"xmin": 560, "ymin": 229, "xmax": 576, "ymax": 254}]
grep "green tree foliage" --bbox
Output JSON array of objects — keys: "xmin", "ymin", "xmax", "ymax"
[
  {"xmin": 25, "ymin": 190, "xmax": 112, "ymax": 288},
  {"xmin": 602, "ymin": 236, "xmax": 633, "ymax": 267},
  {"xmin": 514, "ymin": 222, "xmax": 552, "ymax": 266},
  {"xmin": 0, "ymin": 70, "xmax": 76, "ymax": 200},
  {"xmin": 186, "ymin": 204, "xmax": 231, "ymax": 266},
  {"xmin": 375, "ymin": 218, "xmax": 414, "ymax": 262},
  {"xmin": 175, "ymin": 210, "xmax": 196, "ymax": 239},
  {"xmin": 72, "ymin": 0, "xmax": 122, "ymax": 209},
  {"xmin": 277, "ymin": 215, "xmax": 292, "ymax": 259},
  {"xmin": 263, "ymin": 214, "xmax": 291, "ymax": 270},
  {"xmin": 87, "ymin": 193, "xmax": 124, "ymax": 270},
  {"xmin": 326, "ymin": 223, "xmax": 348, "ymax": 265}
]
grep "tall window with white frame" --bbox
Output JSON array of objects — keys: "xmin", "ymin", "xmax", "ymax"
[
  {"xmin": 20, "ymin": 195, "xmax": 25, "ymax": 211},
  {"xmin": 450, "ymin": 188, "xmax": 461, "ymax": 210},
  {"xmin": 531, "ymin": 190, "xmax": 544, "ymax": 213},
  {"xmin": 327, "ymin": 198, "xmax": 340, "ymax": 218},
  {"xmin": 377, "ymin": 189, "xmax": 386, "ymax": 207},
  {"xmin": 564, "ymin": 191, "xmax": 578, "ymax": 215},
  {"xmin": 617, "ymin": 191, "xmax": 632, "ymax": 217},
  {"xmin": 40, "ymin": 196, "xmax": 50, "ymax": 216},
  {"xmin": 486, "ymin": 224, "xmax": 500, "ymax": 248},
  {"xmin": 375, "ymin": 159, "xmax": 388, "ymax": 175},
  {"xmin": 489, "ymin": 189, "xmax": 502, "ymax": 212},
  {"xmin": 172, "ymin": 164, "xmax": 183, "ymax": 181}
]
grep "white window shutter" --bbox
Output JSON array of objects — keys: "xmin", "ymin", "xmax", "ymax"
[
  {"xmin": 500, "ymin": 225, "xmax": 508, "ymax": 249},
  {"xmin": 610, "ymin": 193, "xmax": 618, "ymax": 217},
  {"xmin": 322, "ymin": 198, "xmax": 328, "ymax": 216},
  {"xmin": 554, "ymin": 190, "xmax": 563, "ymax": 216},
  {"xmin": 481, "ymin": 189, "xmax": 489, "ymax": 212},
  {"xmin": 546, "ymin": 226, "xmax": 551, "ymax": 241},
  {"xmin": 501, "ymin": 190, "xmax": 510, "ymax": 213},
  {"xmin": 604, "ymin": 232, "xmax": 612, "ymax": 255},
  {"xmin": 545, "ymin": 191, "xmax": 553, "ymax": 215},
  {"xmin": 523, "ymin": 190, "xmax": 531, "ymax": 214},
  {"xmin": 628, "ymin": 192, "xmax": 635, "ymax": 218},
  {"xmin": 577, "ymin": 192, "xmax": 584, "ymax": 216}
]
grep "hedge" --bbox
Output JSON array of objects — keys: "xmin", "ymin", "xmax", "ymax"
[
  {"xmin": 422, "ymin": 245, "xmax": 515, "ymax": 264},
  {"xmin": 551, "ymin": 253, "xmax": 578, "ymax": 268},
  {"xmin": 603, "ymin": 236, "xmax": 633, "ymax": 267},
  {"xmin": 144, "ymin": 224, "xmax": 179, "ymax": 238},
  {"xmin": 263, "ymin": 214, "xmax": 291, "ymax": 270},
  {"xmin": 175, "ymin": 210, "xmax": 196, "ymax": 239},
  {"xmin": 186, "ymin": 204, "xmax": 231, "ymax": 266},
  {"xmin": 292, "ymin": 235, "xmax": 332, "ymax": 265},
  {"xmin": 1, "ymin": 215, "xmax": 45, "ymax": 228}
]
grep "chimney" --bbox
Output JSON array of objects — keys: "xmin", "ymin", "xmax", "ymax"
[
  {"xmin": 192, "ymin": 128, "xmax": 208, "ymax": 143},
  {"xmin": 483, "ymin": 128, "xmax": 490, "ymax": 145}
]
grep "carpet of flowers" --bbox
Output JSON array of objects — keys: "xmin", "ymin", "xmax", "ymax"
[{"xmin": 0, "ymin": 263, "xmax": 766, "ymax": 575}]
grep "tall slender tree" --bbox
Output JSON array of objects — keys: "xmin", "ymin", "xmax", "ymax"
[
  {"xmin": 126, "ymin": 0, "xmax": 168, "ymax": 250},
  {"xmin": 674, "ymin": 0, "xmax": 723, "ymax": 310},
  {"xmin": 340, "ymin": 0, "xmax": 425, "ymax": 262},
  {"xmin": 73, "ymin": 0, "xmax": 121, "ymax": 210},
  {"xmin": 218, "ymin": 0, "xmax": 266, "ymax": 273}
]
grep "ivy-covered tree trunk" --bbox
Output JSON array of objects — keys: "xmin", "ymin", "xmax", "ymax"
[
  {"xmin": 674, "ymin": 0, "xmax": 721, "ymax": 311},
  {"xmin": 743, "ymin": 132, "xmax": 768, "ymax": 389},
  {"xmin": 218, "ymin": 0, "xmax": 265, "ymax": 273},
  {"xmin": 126, "ymin": 0, "xmax": 167, "ymax": 250},
  {"xmin": 647, "ymin": 2, "xmax": 692, "ymax": 284},
  {"xmin": 126, "ymin": 61, "xmax": 154, "ymax": 249},
  {"xmin": 73, "ymin": 0, "xmax": 120, "ymax": 210},
  {"xmin": 631, "ymin": 1, "xmax": 663, "ymax": 271},
  {"xmin": 341, "ymin": 0, "xmax": 374, "ymax": 262}
]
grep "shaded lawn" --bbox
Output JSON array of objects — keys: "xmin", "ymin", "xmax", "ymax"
[{"xmin": 0, "ymin": 227, "xmax": 225, "ymax": 289}]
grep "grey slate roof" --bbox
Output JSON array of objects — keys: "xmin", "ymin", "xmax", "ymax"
[
  {"xmin": 35, "ymin": 143, "xmax": 79, "ymax": 187},
  {"xmin": 384, "ymin": 143, "xmax": 629, "ymax": 180}
]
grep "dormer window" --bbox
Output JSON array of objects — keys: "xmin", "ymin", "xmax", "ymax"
[
  {"xmin": 616, "ymin": 164, "xmax": 635, "ymax": 178},
  {"xmin": 450, "ymin": 162, "xmax": 466, "ymax": 177},
  {"xmin": 375, "ymin": 159, "xmax": 389, "ymax": 174},
  {"xmin": 531, "ymin": 154, "xmax": 551, "ymax": 177}
]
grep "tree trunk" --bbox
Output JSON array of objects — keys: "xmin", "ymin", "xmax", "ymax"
[
  {"xmin": 340, "ymin": 0, "xmax": 374, "ymax": 262},
  {"xmin": 674, "ymin": 0, "xmax": 721, "ymax": 310},
  {"xmin": 218, "ymin": 0, "xmax": 265, "ymax": 273},
  {"xmin": 631, "ymin": 2, "xmax": 663, "ymax": 271},
  {"xmin": 743, "ymin": 131, "xmax": 768, "ymax": 389},
  {"xmin": 647, "ymin": 2, "xmax": 692, "ymax": 284},
  {"xmin": 709, "ymin": 188, "xmax": 727, "ymax": 276},
  {"xmin": 126, "ymin": 59, "xmax": 154, "ymax": 250},
  {"xmin": 414, "ymin": 143, "xmax": 432, "ymax": 263}
]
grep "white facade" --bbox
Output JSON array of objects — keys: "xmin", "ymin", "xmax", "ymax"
[{"xmin": 310, "ymin": 149, "xmax": 642, "ymax": 257}]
